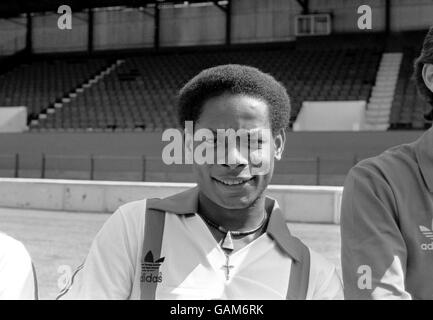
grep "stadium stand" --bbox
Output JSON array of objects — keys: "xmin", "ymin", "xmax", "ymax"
[
  {"xmin": 364, "ymin": 52, "xmax": 402, "ymax": 131},
  {"xmin": 0, "ymin": 33, "xmax": 400, "ymax": 132},
  {"xmin": 0, "ymin": 56, "xmax": 110, "ymax": 127},
  {"xmin": 19, "ymin": 31, "xmax": 430, "ymax": 131}
]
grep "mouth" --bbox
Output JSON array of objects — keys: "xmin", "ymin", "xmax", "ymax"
[{"xmin": 212, "ymin": 176, "xmax": 255, "ymax": 187}]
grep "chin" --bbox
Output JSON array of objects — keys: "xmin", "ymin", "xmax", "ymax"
[{"xmin": 216, "ymin": 194, "xmax": 256, "ymax": 209}]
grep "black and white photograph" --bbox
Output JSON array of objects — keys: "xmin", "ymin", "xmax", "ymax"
[{"xmin": 0, "ymin": 0, "xmax": 432, "ymax": 306}]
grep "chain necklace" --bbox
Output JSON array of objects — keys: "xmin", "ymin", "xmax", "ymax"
[{"xmin": 199, "ymin": 212, "xmax": 268, "ymax": 252}]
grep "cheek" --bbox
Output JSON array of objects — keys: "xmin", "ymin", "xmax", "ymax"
[
  {"xmin": 249, "ymin": 144, "xmax": 274, "ymax": 176},
  {"xmin": 193, "ymin": 164, "xmax": 212, "ymax": 180}
]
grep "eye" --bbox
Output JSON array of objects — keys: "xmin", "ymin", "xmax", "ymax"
[
  {"xmin": 207, "ymin": 137, "xmax": 220, "ymax": 148},
  {"xmin": 248, "ymin": 138, "xmax": 263, "ymax": 149},
  {"xmin": 254, "ymin": 142, "xmax": 263, "ymax": 150}
]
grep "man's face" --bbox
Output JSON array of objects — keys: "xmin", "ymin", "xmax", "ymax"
[{"xmin": 190, "ymin": 93, "xmax": 285, "ymax": 209}]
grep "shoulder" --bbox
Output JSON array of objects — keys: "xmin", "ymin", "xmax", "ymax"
[
  {"xmin": 87, "ymin": 199, "xmax": 151, "ymax": 248},
  {"xmin": 0, "ymin": 233, "xmax": 31, "ymax": 267},
  {"xmin": 117, "ymin": 199, "xmax": 148, "ymax": 218},
  {"xmin": 111, "ymin": 198, "xmax": 150, "ymax": 224},
  {"xmin": 96, "ymin": 199, "xmax": 151, "ymax": 242},
  {"xmin": 0, "ymin": 232, "xmax": 29, "ymax": 257},
  {"xmin": 343, "ymin": 141, "xmax": 421, "ymax": 212},
  {"xmin": 347, "ymin": 141, "xmax": 417, "ymax": 186},
  {"xmin": 0, "ymin": 233, "xmax": 35, "ymax": 300}
]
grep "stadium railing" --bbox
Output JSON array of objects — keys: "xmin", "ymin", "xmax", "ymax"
[{"xmin": 0, "ymin": 153, "xmax": 362, "ymax": 186}]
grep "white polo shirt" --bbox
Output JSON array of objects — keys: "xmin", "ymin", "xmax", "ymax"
[
  {"xmin": 0, "ymin": 233, "xmax": 37, "ymax": 300},
  {"xmin": 59, "ymin": 188, "xmax": 343, "ymax": 300}
]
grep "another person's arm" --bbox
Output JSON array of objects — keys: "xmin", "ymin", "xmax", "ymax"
[
  {"xmin": 0, "ymin": 235, "xmax": 37, "ymax": 300},
  {"xmin": 341, "ymin": 164, "xmax": 411, "ymax": 299}
]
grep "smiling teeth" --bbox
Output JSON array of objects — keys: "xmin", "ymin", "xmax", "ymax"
[{"xmin": 216, "ymin": 178, "xmax": 251, "ymax": 185}]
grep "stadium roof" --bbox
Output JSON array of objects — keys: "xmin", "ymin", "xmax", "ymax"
[{"xmin": 0, "ymin": 0, "xmax": 227, "ymax": 18}]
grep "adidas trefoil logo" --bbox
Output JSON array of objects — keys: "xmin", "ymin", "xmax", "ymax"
[
  {"xmin": 419, "ymin": 220, "xmax": 433, "ymax": 251},
  {"xmin": 141, "ymin": 251, "xmax": 165, "ymax": 283}
]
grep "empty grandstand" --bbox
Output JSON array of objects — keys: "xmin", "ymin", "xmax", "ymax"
[
  {"xmin": 0, "ymin": 0, "xmax": 432, "ymax": 186},
  {"xmin": 0, "ymin": 2, "xmax": 430, "ymax": 133},
  {"xmin": 0, "ymin": 57, "xmax": 109, "ymax": 124},
  {"xmin": 1, "ymin": 32, "xmax": 430, "ymax": 132},
  {"xmin": 0, "ymin": 35, "xmax": 384, "ymax": 132}
]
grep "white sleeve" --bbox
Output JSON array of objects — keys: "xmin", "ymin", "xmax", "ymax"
[
  {"xmin": 58, "ymin": 201, "xmax": 145, "ymax": 300},
  {"xmin": 307, "ymin": 250, "xmax": 344, "ymax": 300},
  {"xmin": 0, "ymin": 236, "xmax": 36, "ymax": 300}
]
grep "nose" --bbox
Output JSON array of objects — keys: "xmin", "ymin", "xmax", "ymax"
[{"xmin": 222, "ymin": 146, "xmax": 248, "ymax": 169}]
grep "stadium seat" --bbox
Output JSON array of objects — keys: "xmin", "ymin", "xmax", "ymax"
[{"xmin": 0, "ymin": 34, "xmax": 386, "ymax": 131}]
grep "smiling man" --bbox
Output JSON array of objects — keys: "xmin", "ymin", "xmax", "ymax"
[{"xmin": 58, "ymin": 64, "xmax": 342, "ymax": 300}]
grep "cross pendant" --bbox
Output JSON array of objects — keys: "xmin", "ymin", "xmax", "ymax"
[{"xmin": 221, "ymin": 254, "xmax": 234, "ymax": 281}]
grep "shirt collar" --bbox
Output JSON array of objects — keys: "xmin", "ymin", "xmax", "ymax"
[
  {"xmin": 415, "ymin": 127, "xmax": 433, "ymax": 192},
  {"xmin": 147, "ymin": 186, "xmax": 302, "ymax": 262}
]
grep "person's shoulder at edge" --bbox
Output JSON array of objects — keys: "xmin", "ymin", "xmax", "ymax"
[
  {"xmin": 0, "ymin": 232, "xmax": 31, "ymax": 262},
  {"xmin": 116, "ymin": 198, "xmax": 149, "ymax": 221},
  {"xmin": 101, "ymin": 198, "xmax": 151, "ymax": 253},
  {"xmin": 0, "ymin": 232, "xmax": 35, "ymax": 300},
  {"xmin": 106, "ymin": 198, "xmax": 155, "ymax": 232},
  {"xmin": 348, "ymin": 139, "xmax": 418, "ymax": 184}
]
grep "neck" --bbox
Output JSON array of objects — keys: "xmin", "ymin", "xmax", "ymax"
[{"xmin": 198, "ymin": 192, "xmax": 267, "ymax": 232}]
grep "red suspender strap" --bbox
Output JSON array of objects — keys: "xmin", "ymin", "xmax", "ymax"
[
  {"xmin": 286, "ymin": 239, "xmax": 310, "ymax": 300},
  {"xmin": 140, "ymin": 200, "xmax": 166, "ymax": 300}
]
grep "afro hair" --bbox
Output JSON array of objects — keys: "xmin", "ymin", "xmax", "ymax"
[
  {"xmin": 177, "ymin": 64, "xmax": 291, "ymax": 135},
  {"xmin": 414, "ymin": 27, "xmax": 433, "ymax": 111}
]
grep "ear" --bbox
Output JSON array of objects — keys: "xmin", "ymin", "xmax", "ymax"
[
  {"xmin": 273, "ymin": 129, "xmax": 286, "ymax": 161},
  {"xmin": 422, "ymin": 64, "xmax": 433, "ymax": 93}
]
